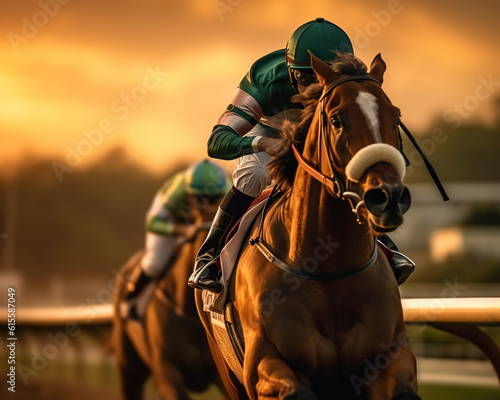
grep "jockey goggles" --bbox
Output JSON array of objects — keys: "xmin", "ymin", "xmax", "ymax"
[{"xmin": 291, "ymin": 68, "xmax": 317, "ymax": 87}]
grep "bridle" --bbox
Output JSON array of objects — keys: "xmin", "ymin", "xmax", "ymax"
[
  {"xmin": 292, "ymin": 74, "xmax": 449, "ymax": 222},
  {"xmin": 249, "ymin": 76, "xmax": 384, "ymax": 280},
  {"xmin": 249, "ymin": 74, "xmax": 448, "ymax": 281},
  {"xmin": 292, "ymin": 75, "xmax": 383, "ymax": 223}
]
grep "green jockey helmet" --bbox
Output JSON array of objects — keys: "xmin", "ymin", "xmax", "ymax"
[
  {"xmin": 184, "ymin": 160, "xmax": 230, "ymax": 197},
  {"xmin": 286, "ymin": 18, "xmax": 353, "ymax": 69}
]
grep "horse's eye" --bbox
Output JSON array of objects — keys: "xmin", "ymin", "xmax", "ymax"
[{"xmin": 330, "ymin": 116, "xmax": 343, "ymax": 129}]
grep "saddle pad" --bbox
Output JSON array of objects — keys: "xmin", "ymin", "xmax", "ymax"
[
  {"xmin": 206, "ymin": 197, "xmax": 267, "ymax": 313},
  {"xmin": 202, "ymin": 290, "xmax": 245, "ymax": 383}
]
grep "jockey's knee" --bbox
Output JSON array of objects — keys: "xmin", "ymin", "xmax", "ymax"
[
  {"xmin": 233, "ymin": 165, "xmax": 269, "ymax": 198},
  {"xmin": 140, "ymin": 258, "xmax": 163, "ymax": 279},
  {"xmin": 141, "ymin": 246, "xmax": 173, "ymax": 278},
  {"xmin": 142, "ymin": 233, "xmax": 175, "ymax": 278}
]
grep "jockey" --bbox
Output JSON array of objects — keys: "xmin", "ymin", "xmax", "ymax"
[
  {"xmin": 188, "ymin": 18, "xmax": 415, "ymax": 293},
  {"xmin": 125, "ymin": 160, "xmax": 231, "ymax": 312}
]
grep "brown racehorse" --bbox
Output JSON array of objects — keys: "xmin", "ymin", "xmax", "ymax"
[
  {"xmin": 113, "ymin": 201, "xmax": 227, "ymax": 400},
  {"xmin": 196, "ymin": 52, "xmax": 420, "ymax": 400}
]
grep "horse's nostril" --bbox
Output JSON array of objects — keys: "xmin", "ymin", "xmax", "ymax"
[
  {"xmin": 366, "ymin": 189, "xmax": 388, "ymax": 205},
  {"xmin": 364, "ymin": 188, "xmax": 389, "ymax": 216},
  {"xmin": 398, "ymin": 186, "xmax": 412, "ymax": 214}
]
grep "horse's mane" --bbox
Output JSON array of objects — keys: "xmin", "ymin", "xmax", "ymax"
[{"xmin": 268, "ymin": 52, "xmax": 368, "ymax": 193}]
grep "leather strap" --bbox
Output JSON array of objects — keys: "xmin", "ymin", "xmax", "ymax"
[
  {"xmin": 292, "ymin": 144, "xmax": 339, "ymax": 197},
  {"xmin": 398, "ymin": 121, "xmax": 449, "ymax": 201},
  {"xmin": 252, "ymin": 237, "xmax": 378, "ymax": 281},
  {"xmin": 319, "ymin": 75, "xmax": 381, "ymax": 101}
]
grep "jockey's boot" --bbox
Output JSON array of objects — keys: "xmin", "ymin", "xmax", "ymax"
[
  {"xmin": 379, "ymin": 235, "xmax": 415, "ymax": 285},
  {"xmin": 188, "ymin": 186, "xmax": 255, "ymax": 293},
  {"xmin": 124, "ymin": 269, "xmax": 153, "ymax": 319}
]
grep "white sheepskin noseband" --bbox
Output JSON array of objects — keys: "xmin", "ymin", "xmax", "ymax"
[{"xmin": 345, "ymin": 143, "xmax": 406, "ymax": 183}]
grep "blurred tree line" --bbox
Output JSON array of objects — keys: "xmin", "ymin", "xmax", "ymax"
[
  {"xmin": 403, "ymin": 118, "xmax": 500, "ymax": 183},
  {"xmin": 403, "ymin": 114, "xmax": 500, "ymax": 283},
  {"xmin": 0, "ymin": 148, "xmax": 188, "ymax": 283},
  {"xmin": 0, "ymin": 115, "xmax": 499, "ymax": 292}
]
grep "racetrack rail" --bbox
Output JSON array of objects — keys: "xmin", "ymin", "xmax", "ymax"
[
  {"xmin": 3, "ymin": 297, "xmax": 499, "ymax": 325},
  {"xmin": 1, "ymin": 297, "xmax": 499, "ymax": 385}
]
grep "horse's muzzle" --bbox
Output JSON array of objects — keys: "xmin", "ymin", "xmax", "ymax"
[{"xmin": 363, "ymin": 183, "xmax": 411, "ymax": 231}]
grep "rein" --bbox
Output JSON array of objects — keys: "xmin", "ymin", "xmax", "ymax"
[{"xmin": 398, "ymin": 121, "xmax": 449, "ymax": 201}]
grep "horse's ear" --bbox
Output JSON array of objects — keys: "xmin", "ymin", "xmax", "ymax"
[
  {"xmin": 310, "ymin": 51, "xmax": 339, "ymax": 87},
  {"xmin": 369, "ymin": 53, "xmax": 386, "ymax": 84}
]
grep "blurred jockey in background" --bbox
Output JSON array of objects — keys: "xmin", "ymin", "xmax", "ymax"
[{"xmin": 124, "ymin": 160, "xmax": 231, "ymax": 317}]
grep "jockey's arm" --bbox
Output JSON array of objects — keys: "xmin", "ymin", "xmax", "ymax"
[
  {"xmin": 208, "ymin": 51, "xmax": 296, "ymax": 161},
  {"xmin": 256, "ymin": 136, "xmax": 290, "ymax": 158},
  {"xmin": 207, "ymin": 85, "xmax": 264, "ymax": 160},
  {"xmin": 208, "ymin": 124, "xmax": 289, "ymax": 160},
  {"xmin": 208, "ymin": 67, "xmax": 291, "ymax": 160},
  {"xmin": 207, "ymin": 125, "xmax": 260, "ymax": 160},
  {"xmin": 146, "ymin": 173, "xmax": 199, "ymax": 239},
  {"xmin": 147, "ymin": 215, "xmax": 199, "ymax": 240},
  {"xmin": 147, "ymin": 215, "xmax": 176, "ymax": 236}
]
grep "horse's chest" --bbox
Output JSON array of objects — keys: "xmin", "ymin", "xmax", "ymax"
[{"xmin": 263, "ymin": 303, "xmax": 339, "ymax": 372}]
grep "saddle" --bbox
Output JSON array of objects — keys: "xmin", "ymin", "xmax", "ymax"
[
  {"xmin": 225, "ymin": 188, "xmax": 274, "ymax": 245},
  {"xmin": 205, "ymin": 188, "xmax": 276, "ymax": 313}
]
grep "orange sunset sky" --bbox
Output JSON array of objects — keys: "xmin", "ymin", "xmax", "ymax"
[{"xmin": 1, "ymin": 0, "xmax": 499, "ymax": 174}]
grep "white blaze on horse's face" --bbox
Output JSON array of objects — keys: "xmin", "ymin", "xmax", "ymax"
[
  {"xmin": 345, "ymin": 90, "xmax": 406, "ymax": 183},
  {"xmin": 355, "ymin": 91, "xmax": 381, "ymax": 142}
]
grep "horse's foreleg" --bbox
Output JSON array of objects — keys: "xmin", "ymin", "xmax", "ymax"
[
  {"xmin": 150, "ymin": 357, "xmax": 191, "ymax": 400},
  {"xmin": 256, "ymin": 358, "xmax": 317, "ymax": 400},
  {"xmin": 148, "ymin": 316, "xmax": 192, "ymax": 400},
  {"xmin": 365, "ymin": 340, "xmax": 420, "ymax": 400},
  {"xmin": 118, "ymin": 362, "xmax": 150, "ymax": 400},
  {"xmin": 114, "ymin": 322, "xmax": 151, "ymax": 400},
  {"xmin": 244, "ymin": 339, "xmax": 317, "ymax": 400}
]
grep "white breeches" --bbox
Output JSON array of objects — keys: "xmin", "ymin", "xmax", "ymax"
[
  {"xmin": 232, "ymin": 124, "xmax": 273, "ymax": 198},
  {"xmin": 140, "ymin": 232, "xmax": 176, "ymax": 278}
]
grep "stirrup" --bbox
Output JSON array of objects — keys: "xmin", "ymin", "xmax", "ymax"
[
  {"xmin": 188, "ymin": 260, "xmax": 222, "ymax": 293},
  {"xmin": 125, "ymin": 269, "xmax": 152, "ymax": 301},
  {"xmin": 119, "ymin": 299, "xmax": 140, "ymax": 320},
  {"xmin": 391, "ymin": 250, "xmax": 415, "ymax": 285}
]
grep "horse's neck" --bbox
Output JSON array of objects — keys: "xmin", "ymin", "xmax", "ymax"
[{"xmin": 273, "ymin": 170, "xmax": 373, "ymax": 273}]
